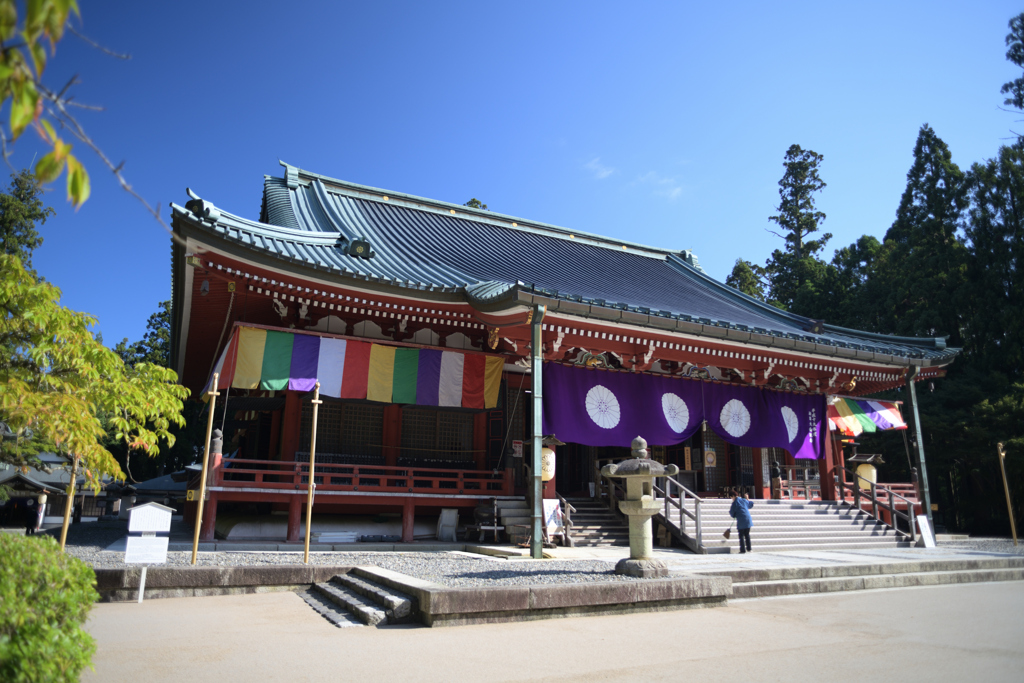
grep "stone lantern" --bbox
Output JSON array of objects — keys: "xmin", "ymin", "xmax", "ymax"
[{"xmin": 601, "ymin": 436, "xmax": 678, "ymax": 578}]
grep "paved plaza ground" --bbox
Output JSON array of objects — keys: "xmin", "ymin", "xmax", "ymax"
[{"xmin": 84, "ymin": 581, "xmax": 1024, "ymax": 683}]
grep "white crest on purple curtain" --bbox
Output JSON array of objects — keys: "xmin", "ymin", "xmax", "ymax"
[
  {"xmin": 720, "ymin": 399, "xmax": 751, "ymax": 437},
  {"xmin": 781, "ymin": 406, "xmax": 799, "ymax": 442},
  {"xmin": 585, "ymin": 385, "xmax": 621, "ymax": 429},
  {"xmin": 661, "ymin": 393, "xmax": 690, "ymax": 433}
]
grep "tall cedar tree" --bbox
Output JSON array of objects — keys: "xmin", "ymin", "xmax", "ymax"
[
  {"xmin": 0, "ymin": 170, "xmax": 53, "ymax": 277},
  {"xmin": 869, "ymin": 125, "xmax": 967, "ymax": 345},
  {"xmin": 963, "ymin": 143, "xmax": 1024, "ymax": 376},
  {"xmin": 764, "ymin": 145, "xmax": 832, "ymax": 313},
  {"xmin": 1001, "ymin": 12, "xmax": 1024, "ymax": 116}
]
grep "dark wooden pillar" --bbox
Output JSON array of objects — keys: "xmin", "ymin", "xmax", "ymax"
[
  {"xmin": 401, "ymin": 498, "xmax": 415, "ymax": 543},
  {"xmin": 382, "ymin": 405, "xmax": 402, "ymax": 467},
  {"xmin": 286, "ymin": 495, "xmax": 302, "ymax": 543},
  {"xmin": 268, "ymin": 409, "xmax": 282, "ymax": 459},
  {"xmin": 280, "ymin": 391, "xmax": 302, "ymax": 462},
  {"xmin": 473, "ymin": 412, "xmax": 487, "ymax": 471}
]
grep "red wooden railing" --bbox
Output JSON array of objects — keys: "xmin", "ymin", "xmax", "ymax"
[{"xmin": 213, "ymin": 458, "xmax": 513, "ymax": 496}]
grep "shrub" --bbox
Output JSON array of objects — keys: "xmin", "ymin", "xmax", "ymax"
[{"xmin": 0, "ymin": 533, "xmax": 98, "ymax": 682}]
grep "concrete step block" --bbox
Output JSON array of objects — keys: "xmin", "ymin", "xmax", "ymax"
[
  {"xmin": 297, "ymin": 588, "xmax": 366, "ymax": 628},
  {"xmin": 333, "ymin": 574, "xmax": 414, "ymax": 623},
  {"xmin": 312, "ymin": 581, "xmax": 388, "ymax": 627}
]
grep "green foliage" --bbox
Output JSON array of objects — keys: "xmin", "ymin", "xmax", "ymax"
[
  {"xmin": 725, "ymin": 258, "xmax": 767, "ymax": 301},
  {"xmin": 115, "ymin": 300, "xmax": 171, "ymax": 368},
  {"xmin": 763, "ymin": 144, "xmax": 832, "ymax": 312},
  {"xmin": 464, "ymin": 198, "xmax": 488, "ymax": 210},
  {"xmin": 0, "ymin": 169, "xmax": 53, "ymax": 276},
  {"xmin": 0, "ymin": 0, "xmax": 91, "ymax": 207},
  {"xmin": 0, "ymin": 533, "xmax": 98, "ymax": 683},
  {"xmin": 111, "ymin": 300, "xmax": 205, "ymax": 480},
  {"xmin": 811, "ymin": 235, "xmax": 882, "ymax": 329},
  {"xmin": 0, "ymin": 254, "xmax": 190, "ymax": 482}
]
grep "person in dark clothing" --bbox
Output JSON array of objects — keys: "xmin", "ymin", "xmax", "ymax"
[
  {"xmin": 23, "ymin": 499, "xmax": 38, "ymax": 535},
  {"xmin": 729, "ymin": 487, "xmax": 754, "ymax": 553}
]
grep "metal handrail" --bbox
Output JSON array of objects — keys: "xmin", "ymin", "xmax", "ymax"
[
  {"xmin": 652, "ymin": 476, "xmax": 703, "ymax": 549},
  {"xmin": 837, "ymin": 467, "xmax": 917, "ymax": 545}
]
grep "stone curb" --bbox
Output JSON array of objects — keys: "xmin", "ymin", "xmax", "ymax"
[
  {"xmin": 94, "ymin": 565, "xmax": 356, "ymax": 594},
  {"xmin": 351, "ymin": 566, "xmax": 731, "ymax": 626}
]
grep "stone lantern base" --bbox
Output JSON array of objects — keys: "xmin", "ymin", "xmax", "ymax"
[{"xmin": 615, "ymin": 557, "xmax": 670, "ymax": 578}]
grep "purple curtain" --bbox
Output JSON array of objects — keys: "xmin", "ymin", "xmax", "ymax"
[{"xmin": 542, "ymin": 362, "xmax": 826, "ymax": 458}]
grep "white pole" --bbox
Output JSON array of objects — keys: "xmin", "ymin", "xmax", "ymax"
[{"xmin": 137, "ymin": 565, "xmax": 147, "ymax": 604}]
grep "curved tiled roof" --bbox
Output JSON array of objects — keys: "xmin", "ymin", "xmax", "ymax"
[{"xmin": 170, "ymin": 163, "xmax": 960, "ymax": 365}]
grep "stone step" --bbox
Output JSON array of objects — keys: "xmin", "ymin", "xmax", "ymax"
[
  {"xmin": 297, "ymin": 588, "xmax": 366, "ymax": 628},
  {"xmin": 731, "ymin": 567, "xmax": 1024, "ymax": 598},
  {"xmin": 706, "ymin": 539, "xmax": 912, "ymax": 553},
  {"xmin": 703, "ymin": 529, "xmax": 903, "ymax": 541},
  {"xmin": 311, "ymin": 581, "xmax": 388, "ymax": 627},
  {"xmin": 333, "ymin": 574, "xmax": 414, "ymax": 623}
]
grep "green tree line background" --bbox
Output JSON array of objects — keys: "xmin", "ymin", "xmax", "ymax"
[{"xmin": 726, "ymin": 15, "xmax": 1024, "ymax": 536}]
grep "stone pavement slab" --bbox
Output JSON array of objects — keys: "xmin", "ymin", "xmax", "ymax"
[{"xmin": 82, "ymin": 581, "xmax": 1024, "ymax": 683}]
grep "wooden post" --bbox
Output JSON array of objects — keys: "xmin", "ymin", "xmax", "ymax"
[
  {"xmin": 191, "ymin": 374, "xmax": 220, "ymax": 565},
  {"xmin": 530, "ymin": 304, "xmax": 545, "ymax": 560},
  {"xmin": 997, "ymin": 443, "xmax": 1018, "ymax": 546},
  {"xmin": 402, "ymin": 498, "xmax": 415, "ymax": 543},
  {"xmin": 905, "ymin": 366, "xmax": 935, "ymax": 532},
  {"xmin": 59, "ymin": 455, "xmax": 78, "ymax": 552},
  {"xmin": 304, "ymin": 382, "xmax": 322, "ymax": 564}
]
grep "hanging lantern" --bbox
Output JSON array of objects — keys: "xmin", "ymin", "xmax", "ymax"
[
  {"xmin": 37, "ymin": 492, "xmax": 47, "ymax": 505},
  {"xmin": 541, "ymin": 448, "xmax": 556, "ymax": 482}
]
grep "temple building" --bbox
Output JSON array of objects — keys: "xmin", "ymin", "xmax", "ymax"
[{"xmin": 169, "ymin": 162, "xmax": 958, "ymax": 548}]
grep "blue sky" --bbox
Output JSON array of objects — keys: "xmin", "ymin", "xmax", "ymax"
[{"xmin": 19, "ymin": 1, "xmax": 1022, "ymax": 346}]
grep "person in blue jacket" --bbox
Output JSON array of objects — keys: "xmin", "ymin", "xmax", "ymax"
[{"xmin": 729, "ymin": 487, "xmax": 754, "ymax": 553}]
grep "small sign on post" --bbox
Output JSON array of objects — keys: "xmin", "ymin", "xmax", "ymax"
[
  {"xmin": 125, "ymin": 502, "xmax": 174, "ymax": 603},
  {"xmin": 512, "ymin": 440, "xmax": 523, "ymax": 458}
]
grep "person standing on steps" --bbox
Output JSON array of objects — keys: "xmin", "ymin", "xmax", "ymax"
[{"xmin": 729, "ymin": 487, "xmax": 754, "ymax": 553}]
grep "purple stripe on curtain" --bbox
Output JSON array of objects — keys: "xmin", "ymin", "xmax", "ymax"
[
  {"xmin": 415, "ymin": 349, "xmax": 443, "ymax": 406},
  {"xmin": 288, "ymin": 334, "xmax": 321, "ymax": 392}
]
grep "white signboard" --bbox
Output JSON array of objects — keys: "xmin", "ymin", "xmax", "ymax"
[
  {"xmin": 127, "ymin": 503, "xmax": 173, "ymax": 533},
  {"xmin": 916, "ymin": 515, "xmax": 936, "ymax": 548},
  {"xmin": 512, "ymin": 440, "xmax": 523, "ymax": 458},
  {"xmin": 543, "ymin": 499, "xmax": 563, "ymax": 535},
  {"xmin": 124, "ymin": 536, "xmax": 169, "ymax": 564}
]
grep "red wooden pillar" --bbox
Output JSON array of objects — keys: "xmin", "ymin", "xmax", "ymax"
[
  {"xmin": 286, "ymin": 495, "xmax": 302, "ymax": 543},
  {"xmin": 200, "ymin": 492, "xmax": 218, "ymax": 541},
  {"xmin": 473, "ymin": 412, "xmax": 487, "ymax": 471},
  {"xmin": 401, "ymin": 498, "xmax": 415, "ymax": 543},
  {"xmin": 382, "ymin": 405, "xmax": 402, "ymax": 467},
  {"xmin": 819, "ymin": 427, "xmax": 837, "ymax": 501},
  {"xmin": 280, "ymin": 391, "xmax": 302, "ymax": 461},
  {"xmin": 753, "ymin": 448, "xmax": 767, "ymax": 499}
]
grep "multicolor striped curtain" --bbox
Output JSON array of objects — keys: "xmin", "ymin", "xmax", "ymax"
[
  {"xmin": 206, "ymin": 326, "xmax": 505, "ymax": 409},
  {"xmin": 827, "ymin": 397, "xmax": 906, "ymax": 437}
]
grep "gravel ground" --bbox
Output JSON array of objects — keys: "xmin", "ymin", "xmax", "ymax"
[
  {"xmin": 47, "ymin": 519, "xmax": 637, "ymax": 587},
  {"xmin": 938, "ymin": 538, "xmax": 1024, "ymax": 556}
]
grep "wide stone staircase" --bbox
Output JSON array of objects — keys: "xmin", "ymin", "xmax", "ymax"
[
  {"xmin": 299, "ymin": 568, "xmax": 416, "ymax": 628},
  {"xmin": 665, "ymin": 498, "xmax": 914, "ymax": 554},
  {"xmin": 564, "ymin": 498, "xmax": 629, "ymax": 547}
]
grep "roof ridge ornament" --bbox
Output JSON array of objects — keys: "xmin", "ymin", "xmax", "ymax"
[{"xmin": 184, "ymin": 188, "xmax": 221, "ymax": 223}]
